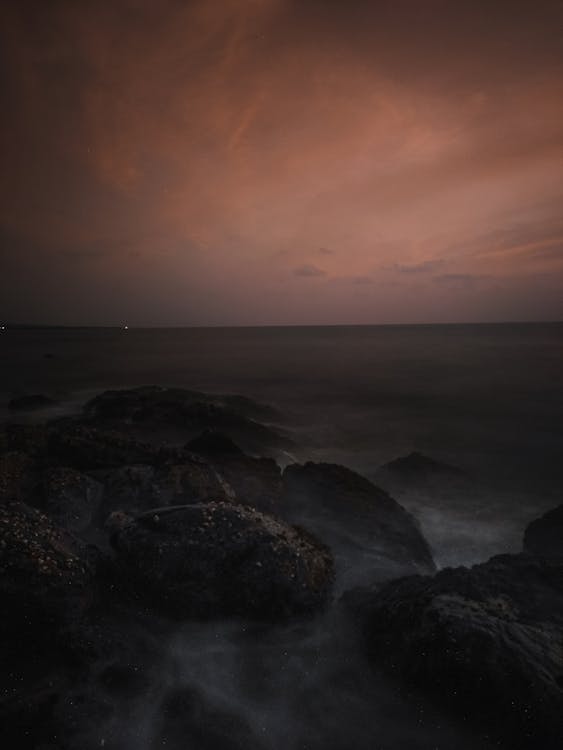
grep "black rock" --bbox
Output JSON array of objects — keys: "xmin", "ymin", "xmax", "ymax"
[
  {"xmin": 82, "ymin": 386, "xmax": 291, "ymax": 454},
  {"xmin": 96, "ymin": 457, "xmax": 232, "ymax": 519},
  {"xmin": 345, "ymin": 553, "xmax": 563, "ymax": 749},
  {"xmin": 283, "ymin": 462, "xmax": 435, "ymax": 589},
  {"xmin": 524, "ymin": 504, "xmax": 563, "ymax": 559},
  {"xmin": 106, "ymin": 502, "xmax": 334, "ymax": 620},
  {"xmin": 188, "ymin": 431, "xmax": 282, "ymax": 513},
  {"xmin": 379, "ymin": 451, "xmax": 464, "ymax": 481},
  {"xmin": 42, "ymin": 467, "xmax": 104, "ymax": 533},
  {"xmin": 0, "ymin": 501, "xmax": 96, "ymax": 642},
  {"xmin": 0, "ymin": 451, "xmax": 40, "ymax": 502},
  {"xmin": 47, "ymin": 425, "xmax": 158, "ymax": 470}
]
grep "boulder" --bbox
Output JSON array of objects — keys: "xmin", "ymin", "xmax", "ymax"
[
  {"xmin": 106, "ymin": 502, "xmax": 334, "ymax": 619},
  {"xmin": 96, "ymin": 457, "xmax": 232, "ymax": 519},
  {"xmin": 524, "ymin": 504, "xmax": 563, "ymax": 559},
  {"xmin": 188, "ymin": 431, "xmax": 282, "ymax": 513},
  {"xmin": 378, "ymin": 451, "xmax": 464, "ymax": 482},
  {"xmin": 282, "ymin": 462, "xmax": 435, "ymax": 589},
  {"xmin": 0, "ymin": 501, "xmax": 96, "ymax": 641},
  {"xmin": 85, "ymin": 385, "xmax": 281, "ymax": 423},
  {"xmin": 345, "ymin": 554, "xmax": 563, "ymax": 749},
  {"xmin": 82, "ymin": 386, "xmax": 291, "ymax": 454},
  {"xmin": 46, "ymin": 425, "xmax": 157, "ymax": 470},
  {"xmin": 0, "ymin": 451, "xmax": 40, "ymax": 502},
  {"xmin": 42, "ymin": 467, "xmax": 104, "ymax": 533}
]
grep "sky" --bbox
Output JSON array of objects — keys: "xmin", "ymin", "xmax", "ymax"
[{"xmin": 1, "ymin": 0, "xmax": 562, "ymax": 326}]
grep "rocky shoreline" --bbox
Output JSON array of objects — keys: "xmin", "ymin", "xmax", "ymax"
[{"xmin": 1, "ymin": 386, "xmax": 562, "ymax": 748}]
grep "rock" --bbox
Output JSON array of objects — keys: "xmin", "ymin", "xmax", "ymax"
[
  {"xmin": 345, "ymin": 554, "xmax": 563, "ymax": 749},
  {"xmin": 82, "ymin": 386, "xmax": 292, "ymax": 454},
  {"xmin": 152, "ymin": 686, "xmax": 267, "ymax": 750},
  {"xmin": 47, "ymin": 425, "xmax": 157, "ymax": 470},
  {"xmin": 8, "ymin": 394, "xmax": 57, "ymax": 411},
  {"xmin": 524, "ymin": 504, "xmax": 563, "ymax": 559},
  {"xmin": 1, "ymin": 422, "xmax": 158, "ymax": 472},
  {"xmin": 42, "ymin": 467, "xmax": 104, "ymax": 533},
  {"xmin": 0, "ymin": 501, "xmax": 96, "ymax": 642},
  {"xmin": 85, "ymin": 385, "xmax": 281, "ymax": 423},
  {"xmin": 0, "ymin": 423, "xmax": 49, "ymax": 458},
  {"xmin": 106, "ymin": 502, "xmax": 334, "ymax": 619},
  {"xmin": 0, "ymin": 451, "xmax": 40, "ymax": 502},
  {"xmin": 378, "ymin": 451, "xmax": 464, "ymax": 482},
  {"xmin": 282, "ymin": 462, "xmax": 435, "ymax": 589},
  {"xmin": 96, "ymin": 457, "xmax": 232, "ymax": 519},
  {"xmin": 188, "ymin": 431, "xmax": 282, "ymax": 513}
]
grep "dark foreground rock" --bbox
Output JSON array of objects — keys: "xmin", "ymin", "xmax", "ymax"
[
  {"xmin": 524, "ymin": 504, "xmax": 563, "ymax": 559},
  {"xmin": 345, "ymin": 553, "xmax": 563, "ymax": 749},
  {"xmin": 0, "ymin": 501, "xmax": 96, "ymax": 642},
  {"xmin": 107, "ymin": 502, "xmax": 334, "ymax": 619},
  {"xmin": 283, "ymin": 462, "xmax": 435, "ymax": 589}
]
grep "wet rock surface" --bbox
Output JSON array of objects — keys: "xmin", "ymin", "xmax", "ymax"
[
  {"xmin": 42, "ymin": 467, "xmax": 104, "ymax": 533},
  {"xmin": 378, "ymin": 451, "xmax": 464, "ymax": 482},
  {"xmin": 283, "ymin": 462, "xmax": 435, "ymax": 589},
  {"xmin": 107, "ymin": 502, "xmax": 334, "ymax": 619},
  {"xmin": 188, "ymin": 430, "xmax": 282, "ymax": 513},
  {"xmin": 0, "ymin": 501, "xmax": 96, "ymax": 641},
  {"xmin": 82, "ymin": 386, "xmax": 291, "ymax": 455},
  {"xmin": 1, "ymin": 385, "xmax": 561, "ymax": 749},
  {"xmin": 345, "ymin": 553, "xmax": 563, "ymax": 748},
  {"xmin": 523, "ymin": 503, "xmax": 563, "ymax": 559}
]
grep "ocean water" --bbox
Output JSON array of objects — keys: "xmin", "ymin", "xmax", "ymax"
[
  {"xmin": 3, "ymin": 323, "xmax": 563, "ymax": 749},
  {"xmin": 2, "ymin": 323, "xmax": 562, "ymax": 566}
]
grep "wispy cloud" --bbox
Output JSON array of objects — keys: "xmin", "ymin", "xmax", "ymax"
[
  {"xmin": 393, "ymin": 259, "xmax": 445, "ymax": 274},
  {"xmin": 293, "ymin": 264, "xmax": 327, "ymax": 278}
]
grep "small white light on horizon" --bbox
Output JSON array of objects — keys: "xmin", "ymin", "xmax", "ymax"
[
  {"xmin": 123, "ymin": 325, "xmax": 129, "ymax": 330},
  {"xmin": 0, "ymin": 325, "xmax": 5, "ymax": 330}
]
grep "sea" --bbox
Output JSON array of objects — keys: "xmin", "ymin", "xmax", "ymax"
[{"xmin": 2, "ymin": 322, "xmax": 562, "ymax": 566}]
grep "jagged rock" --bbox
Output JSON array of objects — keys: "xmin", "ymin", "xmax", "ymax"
[
  {"xmin": 345, "ymin": 553, "xmax": 563, "ymax": 749},
  {"xmin": 47, "ymin": 425, "xmax": 157, "ymax": 470},
  {"xmin": 188, "ymin": 431, "xmax": 282, "ymax": 512},
  {"xmin": 82, "ymin": 386, "xmax": 291, "ymax": 454},
  {"xmin": 0, "ymin": 451, "xmax": 40, "ymax": 502},
  {"xmin": 8, "ymin": 394, "xmax": 57, "ymax": 411},
  {"xmin": 106, "ymin": 502, "xmax": 334, "ymax": 619},
  {"xmin": 0, "ymin": 501, "xmax": 96, "ymax": 641},
  {"xmin": 523, "ymin": 504, "xmax": 563, "ymax": 559},
  {"xmin": 95, "ymin": 457, "xmax": 232, "ymax": 519},
  {"xmin": 85, "ymin": 385, "xmax": 281, "ymax": 423},
  {"xmin": 282, "ymin": 462, "xmax": 435, "ymax": 589},
  {"xmin": 42, "ymin": 467, "xmax": 104, "ymax": 533}
]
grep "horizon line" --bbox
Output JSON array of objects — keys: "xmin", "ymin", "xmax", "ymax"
[{"xmin": 2, "ymin": 320, "xmax": 563, "ymax": 330}]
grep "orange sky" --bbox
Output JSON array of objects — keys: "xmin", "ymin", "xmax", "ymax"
[{"xmin": 1, "ymin": 0, "xmax": 562, "ymax": 325}]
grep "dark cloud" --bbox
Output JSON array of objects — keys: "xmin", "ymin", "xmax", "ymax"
[
  {"xmin": 0, "ymin": 0, "xmax": 561, "ymax": 324},
  {"xmin": 293, "ymin": 264, "xmax": 327, "ymax": 278}
]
